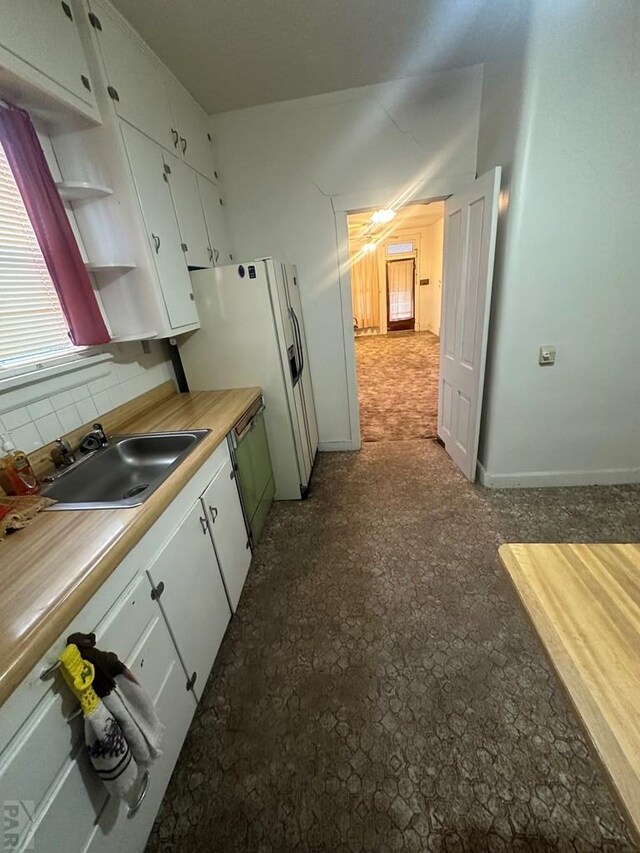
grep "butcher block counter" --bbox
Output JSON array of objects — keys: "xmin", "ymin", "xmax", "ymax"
[
  {"xmin": 0, "ymin": 382, "xmax": 261, "ymax": 708},
  {"xmin": 499, "ymin": 543, "xmax": 640, "ymax": 846}
]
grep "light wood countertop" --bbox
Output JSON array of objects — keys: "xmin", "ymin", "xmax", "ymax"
[
  {"xmin": 499, "ymin": 543, "xmax": 640, "ymax": 846},
  {"xmin": 0, "ymin": 384, "xmax": 261, "ymax": 708}
]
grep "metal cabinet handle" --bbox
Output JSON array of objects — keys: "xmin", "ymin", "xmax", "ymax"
[
  {"xmin": 209, "ymin": 506, "xmax": 218, "ymax": 523},
  {"xmin": 40, "ymin": 660, "xmax": 61, "ymax": 680},
  {"xmin": 180, "ymin": 136, "xmax": 187, "ymax": 155},
  {"xmin": 152, "ymin": 233, "xmax": 160, "ymax": 253},
  {"xmin": 207, "ymin": 246, "xmax": 213, "ymax": 264},
  {"xmin": 128, "ymin": 770, "xmax": 150, "ymax": 817},
  {"xmin": 199, "ymin": 515, "xmax": 208, "ymax": 534},
  {"xmin": 213, "ymin": 248, "xmax": 220, "ymax": 263},
  {"xmin": 171, "ymin": 128, "xmax": 179, "ymax": 148}
]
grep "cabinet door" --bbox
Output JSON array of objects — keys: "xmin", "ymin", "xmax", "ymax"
[
  {"xmin": 197, "ymin": 175, "xmax": 234, "ymax": 266},
  {"xmin": 164, "ymin": 154, "xmax": 212, "ymax": 269},
  {"xmin": 122, "ymin": 123, "xmax": 199, "ymax": 329},
  {"xmin": 85, "ymin": 612, "xmax": 196, "ymax": 853},
  {"xmin": 0, "ymin": 0, "xmax": 96, "ymax": 111},
  {"xmin": 147, "ymin": 502, "xmax": 231, "ymax": 701},
  {"xmin": 167, "ymin": 77, "xmax": 217, "ymax": 181},
  {"xmin": 201, "ymin": 455, "xmax": 252, "ymax": 612},
  {"xmin": 90, "ymin": 0, "xmax": 174, "ymax": 151}
]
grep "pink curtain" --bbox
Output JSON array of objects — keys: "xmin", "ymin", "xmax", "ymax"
[{"xmin": 0, "ymin": 104, "xmax": 110, "ymax": 346}]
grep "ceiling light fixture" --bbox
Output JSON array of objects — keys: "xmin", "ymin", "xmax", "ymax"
[{"xmin": 371, "ymin": 208, "xmax": 396, "ymax": 224}]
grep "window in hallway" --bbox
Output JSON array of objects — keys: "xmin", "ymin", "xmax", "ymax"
[{"xmin": 347, "ymin": 202, "xmax": 444, "ymax": 442}]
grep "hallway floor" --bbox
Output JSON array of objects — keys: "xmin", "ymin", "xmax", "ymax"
[
  {"xmin": 147, "ymin": 441, "xmax": 639, "ymax": 852},
  {"xmin": 355, "ymin": 331, "xmax": 440, "ymax": 442}
]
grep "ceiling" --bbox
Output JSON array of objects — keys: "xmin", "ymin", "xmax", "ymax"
[
  {"xmin": 111, "ymin": 0, "xmax": 528, "ymax": 114},
  {"xmin": 348, "ymin": 202, "xmax": 444, "ymax": 242}
]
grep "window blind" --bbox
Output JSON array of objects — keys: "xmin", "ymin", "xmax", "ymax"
[{"xmin": 0, "ymin": 141, "xmax": 74, "ymax": 371}]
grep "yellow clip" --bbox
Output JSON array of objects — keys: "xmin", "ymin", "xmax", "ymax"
[{"xmin": 58, "ymin": 644, "xmax": 100, "ymax": 717}]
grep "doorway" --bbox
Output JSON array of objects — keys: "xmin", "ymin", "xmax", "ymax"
[
  {"xmin": 386, "ymin": 258, "xmax": 415, "ymax": 332},
  {"xmin": 340, "ymin": 167, "xmax": 501, "ymax": 481},
  {"xmin": 347, "ymin": 202, "xmax": 444, "ymax": 443}
]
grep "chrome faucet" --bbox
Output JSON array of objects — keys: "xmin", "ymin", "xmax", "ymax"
[{"xmin": 50, "ymin": 422, "xmax": 109, "ymax": 470}]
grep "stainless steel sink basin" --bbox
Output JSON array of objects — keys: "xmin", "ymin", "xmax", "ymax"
[{"xmin": 41, "ymin": 430, "xmax": 210, "ymax": 510}]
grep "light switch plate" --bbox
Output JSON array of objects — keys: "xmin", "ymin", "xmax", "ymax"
[{"xmin": 539, "ymin": 346, "xmax": 556, "ymax": 366}]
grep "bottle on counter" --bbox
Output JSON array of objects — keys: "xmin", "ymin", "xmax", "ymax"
[{"xmin": 0, "ymin": 435, "xmax": 40, "ymax": 496}]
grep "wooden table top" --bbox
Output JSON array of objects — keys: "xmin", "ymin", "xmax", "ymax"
[
  {"xmin": 499, "ymin": 543, "xmax": 640, "ymax": 846},
  {"xmin": 0, "ymin": 384, "xmax": 261, "ymax": 708}
]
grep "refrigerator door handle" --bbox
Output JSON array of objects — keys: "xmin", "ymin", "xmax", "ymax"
[{"xmin": 289, "ymin": 307, "xmax": 304, "ymax": 377}]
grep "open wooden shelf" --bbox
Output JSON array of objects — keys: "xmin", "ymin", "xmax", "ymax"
[
  {"xmin": 56, "ymin": 180, "xmax": 113, "ymax": 201},
  {"xmin": 110, "ymin": 331, "xmax": 157, "ymax": 343},
  {"xmin": 85, "ymin": 262, "xmax": 136, "ymax": 274}
]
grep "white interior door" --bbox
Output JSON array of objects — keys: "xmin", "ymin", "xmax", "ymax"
[{"xmin": 438, "ymin": 167, "xmax": 501, "ymax": 481}]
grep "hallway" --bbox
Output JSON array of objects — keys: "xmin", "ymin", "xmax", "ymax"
[
  {"xmin": 355, "ymin": 331, "xmax": 440, "ymax": 442},
  {"xmin": 147, "ymin": 441, "xmax": 638, "ymax": 853}
]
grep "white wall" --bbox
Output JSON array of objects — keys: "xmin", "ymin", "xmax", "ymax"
[
  {"xmin": 477, "ymin": 0, "xmax": 640, "ymax": 486},
  {"xmin": 419, "ymin": 218, "xmax": 443, "ymax": 336},
  {"xmin": 0, "ymin": 342, "xmax": 175, "ymax": 452},
  {"xmin": 213, "ymin": 67, "xmax": 482, "ymax": 448}
]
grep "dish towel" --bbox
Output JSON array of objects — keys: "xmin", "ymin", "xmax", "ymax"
[
  {"xmin": 59, "ymin": 644, "xmax": 138, "ymax": 798},
  {"xmin": 60, "ymin": 633, "xmax": 165, "ymax": 798},
  {"xmin": 67, "ymin": 631, "xmax": 165, "ymax": 766}
]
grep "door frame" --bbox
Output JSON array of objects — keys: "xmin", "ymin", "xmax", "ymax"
[
  {"xmin": 385, "ymin": 257, "xmax": 416, "ymax": 332},
  {"xmin": 334, "ymin": 174, "xmax": 474, "ymax": 450}
]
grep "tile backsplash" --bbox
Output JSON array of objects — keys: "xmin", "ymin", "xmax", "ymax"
[{"xmin": 0, "ymin": 341, "xmax": 176, "ymax": 453}]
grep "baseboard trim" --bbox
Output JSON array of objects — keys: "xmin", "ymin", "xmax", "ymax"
[
  {"xmin": 477, "ymin": 464, "xmax": 640, "ymax": 489},
  {"xmin": 318, "ymin": 440, "xmax": 360, "ymax": 452}
]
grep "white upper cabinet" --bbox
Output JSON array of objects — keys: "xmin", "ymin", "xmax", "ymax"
[
  {"xmin": 0, "ymin": 0, "xmax": 98, "ymax": 119},
  {"xmin": 121, "ymin": 123, "xmax": 199, "ymax": 329},
  {"xmin": 89, "ymin": 0, "xmax": 175, "ymax": 151},
  {"xmin": 198, "ymin": 175, "xmax": 234, "ymax": 266},
  {"xmin": 166, "ymin": 77, "xmax": 218, "ymax": 182},
  {"xmin": 163, "ymin": 153, "xmax": 212, "ymax": 270}
]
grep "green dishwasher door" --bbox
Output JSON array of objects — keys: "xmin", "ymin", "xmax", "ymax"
[{"xmin": 235, "ymin": 413, "xmax": 273, "ymax": 529}]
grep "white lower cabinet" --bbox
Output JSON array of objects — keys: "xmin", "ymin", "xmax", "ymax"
[
  {"xmin": 85, "ymin": 613, "xmax": 197, "ymax": 852},
  {"xmin": 147, "ymin": 501, "xmax": 232, "ymax": 701},
  {"xmin": 0, "ymin": 438, "xmax": 254, "ymax": 853},
  {"xmin": 201, "ymin": 454, "xmax": 252, "ymax": 612}
]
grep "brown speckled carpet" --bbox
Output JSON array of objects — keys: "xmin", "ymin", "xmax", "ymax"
[
  {"xmin": 147, "ymin": 441, "xmax": 639, "ymax": 852},
  {"xmin": 355, "ymin": 332, "xmax": 440, "ymax": 442}
]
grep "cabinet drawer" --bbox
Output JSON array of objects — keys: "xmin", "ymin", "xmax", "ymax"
[
  {"xmin": 24, "ymin": 742, "xmax": 108, "ymax": 852},
  {"xmin": 95, "ymin": 574, "xmax": 157, "ymax": 664},
  {"xmin": 0, "ymin": 686, "xmax": 84, "ymax": 839}
]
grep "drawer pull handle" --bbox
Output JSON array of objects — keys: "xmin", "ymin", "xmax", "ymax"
[
  {"xmin": 199, "ymin": 515, "xmax": 208, "ymax": 534},
  {"xmin": 40, "ymin": 660, "xmax": 61, "ymax": 680},
  {"xmin": 209, "ymin": 505, "xmax": 218, "ymax": 523},
  {"xmin": 128, "ymin": 770, "xmax": 150, "ymax": 817}
]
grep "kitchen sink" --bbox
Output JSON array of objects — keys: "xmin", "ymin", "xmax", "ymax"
[{"xmin": 41, "ymin": 430, "xmax": 210, "ymax": 510}]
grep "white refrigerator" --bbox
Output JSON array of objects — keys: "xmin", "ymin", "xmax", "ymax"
[{"xmin": 178, "ymin": 259, "xmax": 319, "ymax": 500}]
